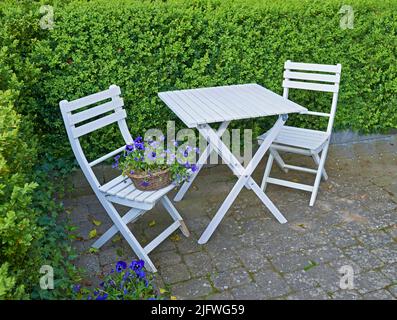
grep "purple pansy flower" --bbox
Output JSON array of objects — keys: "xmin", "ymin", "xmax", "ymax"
[
  {"xmin": 116, "ymin": 261, "xmax": 127, "ymax": 273},
  {"xmin": 95, "ymin": 293, "xmax": 108, "ymax": 300},
  {"xmin": 130, "ymin": 260, "xmax": 144, "ymax": 272}
]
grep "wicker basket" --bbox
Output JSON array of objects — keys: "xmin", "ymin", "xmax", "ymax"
[{"xmin": 127, "ymin": 168, "xmax": 172, "ymax": 191}]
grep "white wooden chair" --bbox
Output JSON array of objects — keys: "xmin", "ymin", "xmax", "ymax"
[
  {"xmin": 258, "ymin": 61, "xmax": 342, "ymax": 206},
  {"xmin": 60, "ymin": 85, "xmax": 190, "ymax": 272}
]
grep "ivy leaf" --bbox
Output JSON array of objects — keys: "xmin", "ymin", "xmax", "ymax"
[
  {"xmin": 89, "ymin": 247, "xmax": 99, "ymax": 254},
  {"xmin": 88, "ymin": 229, "xmax": 97, "ymax": 239},
  {"xmin": 170, "ymin": 296, "xmax": 177, "ymax": 300},
  {"xmin": 170, "ymin": 234, "xmax": 181, "ymax": 242},
  {"xmin": 159, "ymin": 288, "xmax": 168, "ymax": 294},
  {"xmin": 92, "ymin": 219, "xmax": 102, "ymax": 226},
  {"xmin": 149, "ymin": 220, "xmax": 156, "ymax": 227},
  {"xmin": 112, "ymin": 235, "xmax": 122, "ymax": 243}
]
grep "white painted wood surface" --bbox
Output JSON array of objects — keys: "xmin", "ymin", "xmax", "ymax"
[
  {"xmin": 159, "ymin": 83, "xmax": 306, "ymax": 128},
  {"xmin": 159, "ymin": 83, "xmax": 307, "ymax": 244},
  {"xmin": 60, "ymin": 85, "xmax": 190, "ymax": 272},
  {"xmin": 259, "ymin": 61, "xmax": 342, "ymax": 206}
]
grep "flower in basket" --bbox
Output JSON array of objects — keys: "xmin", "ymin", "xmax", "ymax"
[{"xmin": 113, "ymin": 136, "xmax": 199, "ymax": 190}]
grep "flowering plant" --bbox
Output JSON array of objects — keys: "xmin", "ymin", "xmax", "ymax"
[
  {"xmin": 73, "ymin": 259, "xmax": 162, "ymax": 300},
  {"xmin": 113, "ymin": 136, "xmax": 199, "ymax": 186}
]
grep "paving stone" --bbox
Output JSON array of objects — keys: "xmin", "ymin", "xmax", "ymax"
[
  {"xmin": 66, "ymin": 137, "xmax": 397, "ymax": 300},
  {"xmin": 152, "ymin": 250, "xmax": 182, "ymax": 267},
  {"xmin": 323, "ymin": 226, "xmax": 359, "ymax": 248},
  {"xmin": 305, "ymin": 264, "xmax": 342, "ymax": 293},
  {"xmin": 175, "ymin": 235, "xmax": 203, "ymax": 254},
  {"xmin": 271, "ymin": 250, "xmax": 312, "ymax": 273},
  {"xmin": 370, "ymin": 244, "xmax": 397, "ymax": 265},
  {"xmin": 253, "ymin": 269, "xmax": 292, "ymax": 298},
  {"xmin": 235, "ymin": 247, "xmax": 271, "ymax": 272},
  {"xmin": 206, "ymin": 291, "xmax": 234, "ymax": 300},
  {"xmin": 331, "ymin": 290, "xmax": 362, "ymax": 300},
  {"xmin": 98, "ymin": 246, "xmax": 122, "ymax": 267},
  {"xmin": 305, "ymin": 246, "xmax": 345, "ymax": 264},
  {"xmin": 379, "ymin": 263, "xmax": 397, "ymax": 282},
  {"xmin": 344, "ymin": 246, "xmax": 385, "ymax": 271},
  {"xmin": 159, "ymin": 263, "xmax": 191, "ymax": 285},
  {"xmin": 184, "ymin": 251, "xmax": 215, "ymax": 277},
  {"xmin": 284, "ymin": 269, "xmax": 320, "ymax": 292},
  {"xmin": 171, "ymin": 278, "xmax": 213, "ymax": 299},
  {"xmin": 356, "ymin": 231, "xmax": 394, "ymax": 249},
  {"xmin": 286, "ymin": 287, "xmax": 331, "ymax": 300},
  {"xmin": 355, "ymin": 271, "xmax": 391, "ymax": 294},
  {"xmin": 229, "ymin": 283, "xmax": 265, "ymax": 300},
  {"xmin": 387, "ymin": 285, "xmax": 397, "ymax": 298},
  {"xmin": 362, "ymin": 289, "xmax": 395, "ymax": 300},
  {"xmin": 75, "ymin": 254, "xmax": 101, "ymax": 276},
  {"xmin": 208, "ymin": 248, "xmax": 243, "ymax": 272},
  {"xmin": 211, "ymin": 268, "xmax": 252, "ymax": 291}
]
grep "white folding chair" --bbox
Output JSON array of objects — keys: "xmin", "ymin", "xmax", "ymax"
[
  {"xmin": 60, "ymin": 85, "xmax": 190, "ymax": 272},
  {"xmin": 258, "ymin": 61, "xmax": 342, "ymax": 206}
]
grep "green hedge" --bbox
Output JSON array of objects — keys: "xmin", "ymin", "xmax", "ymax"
[
  {"xmin": 26, "ymin": 0, "xmax": 397, "ymax": 161},
  {"xmin": 2, "ymin": 0, "xmax": 397, "ymax": 162},
  {"xmin": 0, "ymin": 1, "xmax": 77, "ymax": 299},
  {"xmin": 0, "ymin": 0, "xmax": 395, "ymax": 299}
]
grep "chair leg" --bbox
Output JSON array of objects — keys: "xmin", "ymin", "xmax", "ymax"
[
  {"xmin": 309, "ymin": 143, "xmax": 330, "ymax": 206},
  {"xmin": 161, "ymin": 196, "xmax": 190, "ymax": 237},
  {"xmin": 92, "ymin": 207, "xmax": 144, "ymax": 249},
  {"xmin": 270, "ymin": 148, "xmax": 288, "ymax": 173},
  {"xmin": 261, "ymin": 153, "xmax": 274, "ymax": 191},
  {"xmin": 95, "ymin": 193, "xmax": 157, "ymax": 272},
  {"xmin": 312, "ymin": 152, "xmax": 328, "ymax": 181}
]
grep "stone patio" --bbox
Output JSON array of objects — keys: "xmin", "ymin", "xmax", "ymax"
[{"xmin": 62, "ymin": 135, "xmax": 397, "ymax": 300}]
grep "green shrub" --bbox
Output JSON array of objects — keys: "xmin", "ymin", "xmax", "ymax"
[
  {"xmin": 24, "ymin": 0, "xmax": 397, "ymax": 162},
  {"xmin": 0, "ymin": 2, "xmax": 78, "ymax": 299},
  {"xmin": 0, "ymin": 0, "xmax": 396, "ymax": 299}
]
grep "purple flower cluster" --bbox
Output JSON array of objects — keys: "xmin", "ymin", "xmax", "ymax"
[{"xmin": 83, "ymin": 259, "xmax": 149, "ymax": 300}]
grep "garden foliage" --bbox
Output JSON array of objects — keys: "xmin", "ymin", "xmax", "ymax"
[{"xmin": 0, "ymin": 0, "xmax": 396, "ymax": 299}]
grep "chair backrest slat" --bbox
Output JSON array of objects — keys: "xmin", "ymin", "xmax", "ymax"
[
  {"xmin": 283, "ymin": 70, "xmax": 340, "ymax": 84},
  {"xmin": 62, "ymin": 85, "xmax": 121, "ymax": 112},
  {"xmin": 283, "ymin": 80, "xmax": 338, "ymax": 93},
  {"xmin": 60, "ymin": 85, "xmax": 131, "ymax": 189},
  {"xmin": 69, "ymin": 97, "xmax": 124, "ymax": 125},
  {"xmin": 282, "ymin": 60, "xmax": 342, "ymax": 134},
  {"xmin": 284, "ymin": 61, "xmax": 341, "ymax": 74},
  {"xmin": 71, "ymin": 109, "xmax": 127, "ymax": 138}
]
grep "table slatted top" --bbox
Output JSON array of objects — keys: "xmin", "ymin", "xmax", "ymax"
[{"xmin": 158, "ymin": 83, "xmax": 307, "ymax": 128}]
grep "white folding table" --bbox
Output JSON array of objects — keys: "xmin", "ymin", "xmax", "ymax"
[{"xmin": 158, "ymin": 84, "xmax": 307, "ymax": 244}]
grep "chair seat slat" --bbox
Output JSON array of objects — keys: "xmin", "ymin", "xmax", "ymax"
[
  {"xmin": 99, "ymin": 175, "xmax": 128, "ymax": 192},
  {"xmin": 107, "ymin": 179, "xmax": 133, "ymax": 195}
]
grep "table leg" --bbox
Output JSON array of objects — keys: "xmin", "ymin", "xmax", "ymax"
[
  {"xmin": 197, "ymin": 115, "xmax": 288, "ymax": 244},
  {"xmin": 174, "ymin": 121, "xmax": 230, "ymax": 202}
]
